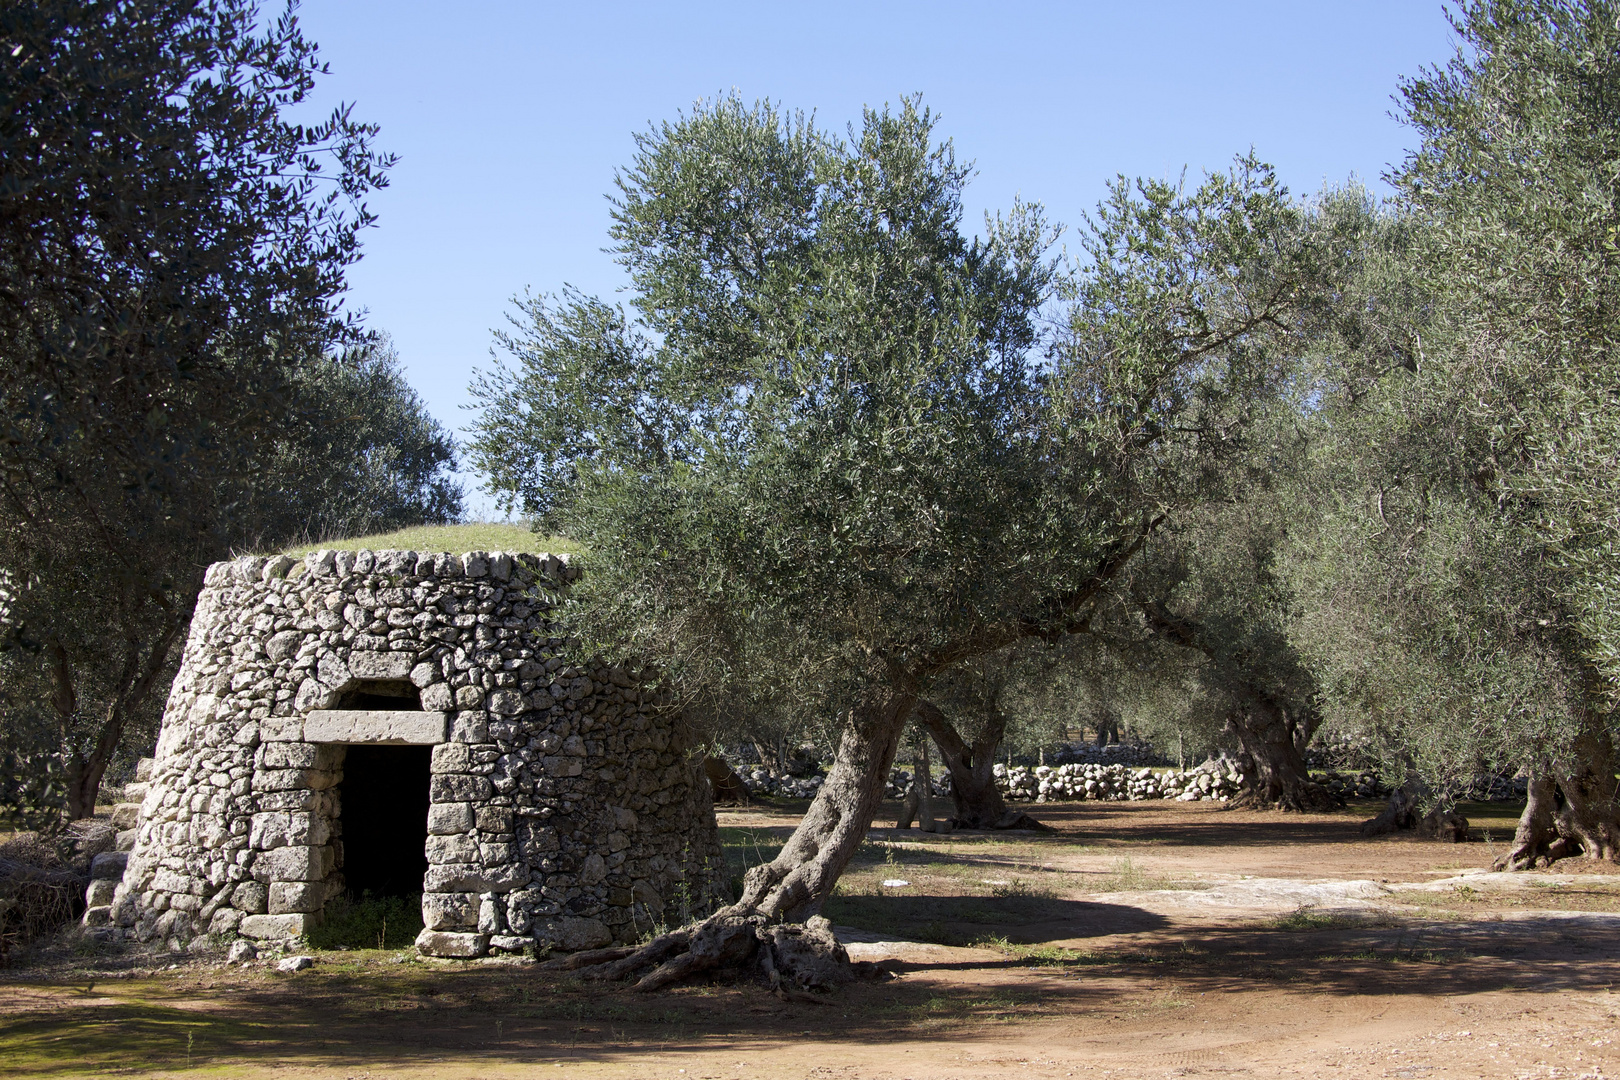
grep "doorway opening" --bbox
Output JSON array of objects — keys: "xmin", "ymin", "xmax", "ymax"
[
  {"xmin": 338, "ymin": 744, "xmax": 431, "ymax": 898},
  {"xmin": 337, "ymin": 679, "xmax": 421, "ymax": 711}
]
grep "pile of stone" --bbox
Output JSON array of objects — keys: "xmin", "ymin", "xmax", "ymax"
[
  {"xmin": 1157, "ymin": 759, "xmax": 1248, "ymax": 801},
  {"xmin": 737, "ymin": 767, "xmax": 827, "ymax": 799},
  {"xmin": 1464, "ymin": 773, "xmax": 1528, "ymax": 802},
  {"xmin": 1311, "ymin": 769, "xmax": 1392, "ymax": 801},
  {"xmin": 1304, "ymin": 732, "xmax": 1382, "ymax": 771},
  {"xmin": 882, "ymin": 770, "xmax": 952, "ymax": 799},
  {"xmin": 994, "ymin": 758, "xmax": 1249, "ymax": 803}
]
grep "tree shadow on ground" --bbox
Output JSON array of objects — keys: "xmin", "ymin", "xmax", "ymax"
[
  {"xmin": 1, "ymin": 904, "xmax": 1616, "ymax": 1077},
  {"xmin": 824, "ymin": 895, "xmax": 1170, "ymax": 944}
]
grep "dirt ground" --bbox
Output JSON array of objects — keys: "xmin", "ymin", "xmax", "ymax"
[{"xmin": 3, "ymin": 798, "xmax": 1618, "ymax": 1079}]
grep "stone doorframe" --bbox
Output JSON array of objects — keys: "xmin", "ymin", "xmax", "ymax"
[{"xmin": 242, "ymin": 651, "xmax": 448, "ymax": 939}]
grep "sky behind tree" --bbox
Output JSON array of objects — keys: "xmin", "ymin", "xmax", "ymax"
[{"xmin": 292, "ymin": 1, "xmax": 1453, "ymax": 516}]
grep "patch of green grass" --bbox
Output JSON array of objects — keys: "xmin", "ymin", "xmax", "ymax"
[
  {"xmin": 1086, "ymin": 856, "xmax": 1186, "ymax": 892},
  {"xmin": 990, "ymin": 878, "xmax": 1054, "ymax": 900},
  {"xmin": 277, "ymin": 522, "xmax": 581, "ymax": 559},
  {"xmin": 1273, "ymin": 906, "xmax": 1364, "ymax": 932},
  {"xmin": 307, "ymin": 893, "xmax": 424, "ymax": 951},
  {"xmin": 1317, "ymin": 945, "xmax": 1471, "ymax": 964}
]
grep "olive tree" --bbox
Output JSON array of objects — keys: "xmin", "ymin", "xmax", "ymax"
[
  {"xmin": 1289, "ymin": 0, "xmax": 1620, "ymax": 864},
  {"xmin": 471, "ymin": 97, "xmax": 1328, "ymax": 987},
  {"xmin": 0, "ymin": 0, "xmax": 399, "ymax": 820}
]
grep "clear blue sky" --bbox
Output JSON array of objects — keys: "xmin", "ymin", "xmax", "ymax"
[{"xmin": 291, "ymin": 1, "xmax": 1456, "ymax": 517}]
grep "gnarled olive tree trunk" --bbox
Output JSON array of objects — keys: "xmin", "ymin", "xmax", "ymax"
[
  {"xmin": 914, "ymin": 701, "xmax": 1042, "ymax": 829},
  {"xmin": 562, "ymin": 687, "xmax": 918, "ymax": 990},
  {"xmin": 1224, "ymin": 697, "xmax": 1340, "ymax": 813},
  {"xmin": 1495, "ymin": 725, "xmax": 1620, "ymax": 869}
]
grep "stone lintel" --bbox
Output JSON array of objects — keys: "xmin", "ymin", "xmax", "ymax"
[
  {"xmin": 304, "ymin": 710, "xmax": 447, "ymax": 745},
  {"xmin": 347, "ymin": 652, "xmax": 416, "ymax": 681}
]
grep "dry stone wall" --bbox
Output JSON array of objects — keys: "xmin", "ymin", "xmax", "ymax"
[{"xmin": 100, "ymin": 548, "xmax": 727, "ymax": 957}]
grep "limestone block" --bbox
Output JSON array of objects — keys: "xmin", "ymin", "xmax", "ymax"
[
  {"xmin": 111, "ymin": 803, "xmax": 141, "ymax": 829},
  {"xmin": 420, "ymin": 682, "xmax": 455, "ymax": 711},
  {"xmin": 266, "ymin": 630, "xmax": 302, "ymax": 662},
  {"xmin": 316, "ymin": 654, "xmax": 352, "ymax": 690},
  {"xmin": 258, "ymin": 742, "xmax": 341, "ymax": 770},
  {"xmin": 91, "ymin": 851, "xmax": 130, "ymax": 879},
  {"xmin": 240, "ymin": 913, "xmax": 320, "ymax": 940},
  {"xmin": 86, "ymin": 879, "xmax": 118, "ymax": 906},
  {"xmin": 253, "ymin": 768, "xmax": 338, "ymax": 792},
  {"xmin": 424, "ymin": 833, "xmax": 480, "ymax": 865},
  {"xmin": 269, "ymin": 882, "xmax": 325, "ymax": 914},
  {"xmin": 430, "ymin": 774, "xmax": 493, "ymax": 802},
  {"xmin": 82, "ymin": 906, "xmax": 111, "ymax": 927},
  {"xmin": 421, "ymin": 892, "xmax": 478, "ymax": 930},
  {"xmin": 430, "ymin": 742, "xmax": 470, "ymax": 771},
  {"xmin": 348, "ymin": 652, "xmax": 415, "ymax": 681},
  {"xmin": 461, "ymin": 553, "xmax": 488, "ymax": 578},
  {"xmin": 454, "ymin": 685, "xmax": 485, "ymax": 709},
  {"xmin": 579, "ymin": 853, "xmax": 607, "ymax": 885},
  {"xmin": 374, "ymin": 550, "xmax": 415, "ymax": 575},
  {"xmin": 415, "ymin": 929, "xmax": 488, "ymax": 958},
  {"xmin": 262, "ymin": 713, "xmax": 308, "ymax": 741},
  {"xmin": 209, "ymin": 908, "xmax": 244, "ymax": 935},
  {"xmin": 426, "ymin": 802, "xmax": 474, "ymax": 835},
  {"xmin": 533, "ymin": 916, "xmax": 612, "ymax": 952},
  {"xmin": 304, "ymin": 710, "xmax": 447, "ymax": 745},
  {"xmin": 253, "ymin": 845, "xmax": 332, "ymax": 883},
  {"xmin": 251, "ymin": 812, "xmax": 331, "ymax": 850},
  {"xmin": 489, "ymin": 935, "xmax": 531, "ymax": 953},
  {"xmin": 450, "ymin": 711, "xmax": 489, "ymax": 744},
  {"xmin": 478, "ymin": 896, "xmax": 505, "ymax": 934},
  {"xmin": 423, "ymin": 863, "xmax": 525, "ymax": 893},
  {"xmin": 410, "ymin": 662, "xmax": 441, "ymax": 688},
  {"xmin": 489, "ymin": 553, "xmax": 512, "ymax": 582},
  {"xmin": 470, "ymin": 837, "xmax": 511, "ymax": 865},
  {"xmin": 233, "ymin": 881, "xmax": 269, "ymax": 913},
  {"xmin": 474, "ymin": 806, "xmax": 513, "ymax": 833}
]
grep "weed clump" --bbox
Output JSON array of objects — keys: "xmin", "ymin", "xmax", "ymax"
[{"xmin": 307, "ymin": 893, "xmax": 423, "ymax": 951}]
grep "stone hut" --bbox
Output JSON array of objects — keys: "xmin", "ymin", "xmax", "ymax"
[{"xmin": 94, "ymin": 548, "xmax": 728, "ymax": 958}]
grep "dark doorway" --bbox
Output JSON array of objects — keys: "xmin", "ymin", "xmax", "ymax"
[{"xmin": 339, "ymin": 745, "xmax": 431, "ymax": 897}]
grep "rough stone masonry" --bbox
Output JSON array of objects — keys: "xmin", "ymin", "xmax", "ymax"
[{"xmin": 95, "ymin": 549, "xmax": 728, "ymax": 958}]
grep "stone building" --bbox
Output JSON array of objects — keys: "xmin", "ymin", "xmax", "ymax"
[{"xmin": 93, "ymin": 548, "xmax": 728, "ymax": 957}]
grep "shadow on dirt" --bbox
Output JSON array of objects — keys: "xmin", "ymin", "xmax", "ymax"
[{"xmin": 825, "ymin": 895, "xmax": 1170, "ymax": 943}]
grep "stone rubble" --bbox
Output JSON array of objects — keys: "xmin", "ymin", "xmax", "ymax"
[
  {"xmin": 995, "ymin": 759, "xmax": 1249, "ymax": 803},
  {"xmin": 91, "ymin": 549, "xmax": 728, "ymax": 958}
]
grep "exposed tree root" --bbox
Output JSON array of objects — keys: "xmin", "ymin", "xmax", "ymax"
[
  {"xmin": 1359, "ymin": 777, "xmax": 1470, "ymax": 841},
  {"xmin": 1492, "ymin": 759, "xmax": 1620, "ymax": 870},
  {"xmin": 1229, "ymin": 779, "xmax": 1342, "ymax": 813},
  {"xmin": 552, "ymin": 912, "xmax": 876, "ymax": 994},
  {"xmin": 968, "ymin": 809, "xmax": 1050, "ymax": 830}
]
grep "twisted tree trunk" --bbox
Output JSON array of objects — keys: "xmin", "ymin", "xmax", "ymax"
[
  {"xmin": 1224, "ymin": 698, "xmax": 1339, "ymax": 812},
  {"xmin": 564, "ymin": 687, "xmax": 917, "ymax": 990},
  {"xmin": 913, "ymin": 701, "xmax": 1042, "ymax": 829},
  {"xmin": 1495, "ymin": 726, "xmax": 1620, "ymax": 869}
]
